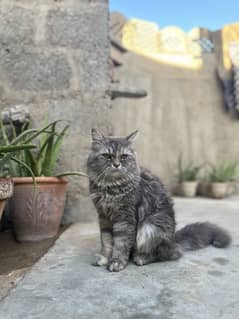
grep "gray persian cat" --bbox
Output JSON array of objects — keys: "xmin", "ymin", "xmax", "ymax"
[{"xmin": 87, "ymin": 129, "xmax": 231, "ymax": 272}]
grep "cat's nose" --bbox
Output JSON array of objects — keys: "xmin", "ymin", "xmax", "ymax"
[{"xmin": 113, "ymin": 161, "xmax": 121, "ymax": 168}]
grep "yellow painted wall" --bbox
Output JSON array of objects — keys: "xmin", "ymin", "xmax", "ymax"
[
  {"xmin": 122, "ymin": 18, "xmax": 202, "ymax": 69},
  {"xmin": 122, "ymin": 18, "xmax": 239, "ymax": 71}
]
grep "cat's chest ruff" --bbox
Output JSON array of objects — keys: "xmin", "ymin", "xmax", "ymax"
[{"xmin": 91, "ymin": 190, "xmax": 123, "ymax": 216}]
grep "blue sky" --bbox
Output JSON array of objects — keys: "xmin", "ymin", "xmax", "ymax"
[{"xmin": 109, "ymin": 0, "xmax": 239, "ymax": 31}]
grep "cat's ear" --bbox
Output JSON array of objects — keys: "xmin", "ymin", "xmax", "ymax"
[
  {"xmin": 126, "ymin": 130, "xmax": 138, "ymax": 143},
  {"xmin": 91, "ymin": 128, "xmax": 105, "ymax": 142}
]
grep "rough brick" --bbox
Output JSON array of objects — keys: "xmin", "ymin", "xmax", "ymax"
[
  {"xmin": 0, "ymin": 48, "xmax": 72, "ymax": 91},
  {"xmin": 47, "ymin": 7, "xmax": 108, "ymax": 50},
  {"xmin": 0, "ymin": 6, "xmax": 34, "ymax": 46},
  {"xmin": 75, "ymin": 49, "xmax": 109, "ymax": 92}
]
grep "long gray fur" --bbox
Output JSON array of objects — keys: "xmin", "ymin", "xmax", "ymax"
[{"xmin": 87, "ymin": 129, "xmax": 231, "ymax": 272}]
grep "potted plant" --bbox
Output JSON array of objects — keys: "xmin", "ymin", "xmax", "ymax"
[
  {"xmin": 177, "ymin": 156, "xmax": 201, "ymax": 197},
  {"xmin": 8, "ymin": 120, "xmax": 86, "ymax": 242},
  {"xmin": 208, "ymin": 161, "xmax": 238, "ymax": 199}
]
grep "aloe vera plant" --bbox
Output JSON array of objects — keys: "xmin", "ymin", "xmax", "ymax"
[
  {"xmin": 8, "ymin": 120, "xmax": 87, "ymax": 178},
  {"xmin": 177, "ymin": 156, "xmax": 201, "ymax": 182},
  {"xmin": 208, "ymin": 161, "xmax": 238, "ymax": 183},
  {"xmin": 0, "ymin": 118, "xmax": 36, "ymax": 178}
]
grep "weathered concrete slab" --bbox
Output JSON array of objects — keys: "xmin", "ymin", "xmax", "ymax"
[{"xmin": 0, "ymin": 197, "xmax": 238, "ymax": 319}]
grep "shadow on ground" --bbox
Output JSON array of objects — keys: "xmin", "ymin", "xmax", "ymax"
[{"xmin": 0, "ymin": 226, "xmax": 68, "ymax": 300}]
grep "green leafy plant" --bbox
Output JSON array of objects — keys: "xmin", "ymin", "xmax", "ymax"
[
  {"xmin": 0, "ymin": 145, "xmax": 36, "ymax": 178},
  {"xmin": 177, "ymin": 156, "xmax": 201, "ymax": 182},
  {"xmin": 0, "ymin": 118, "xmax": 36, "ymax": 178},
  {"xmin": 208, "ymin": 161, "xmax": 238, "ymax": 183},
  {"xmin": 8, "ymin": 120, "xmax": 87, "ymax": 178}
]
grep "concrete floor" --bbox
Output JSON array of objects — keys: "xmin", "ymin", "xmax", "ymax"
[
  {"xmin": 0, "ymin": 227, "xmax": 67, "ymax": 301},
  {"xmin": 0, "ymin": 197, "xmax": 238, "ymax": 319}
]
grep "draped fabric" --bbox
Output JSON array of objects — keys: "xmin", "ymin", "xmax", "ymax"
[
  {"xmin": 215, "ymin": 23, "xmax": 239, "ymax": 116},
  {"xmin": 230, "ymin": 44, "xmax": 239, "ymax": 113},
  {"xmin": 218, "ymin": 43, "xmax": 239, "ymax": 115}
]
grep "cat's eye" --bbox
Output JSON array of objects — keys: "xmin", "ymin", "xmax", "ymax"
[
  {"xmin": 102, "ymin": 153, "xmax": 111, "ymax": 160},
  {"xmin": 120, "ymin": 154, "xmax": 128, "ymax": 160}
]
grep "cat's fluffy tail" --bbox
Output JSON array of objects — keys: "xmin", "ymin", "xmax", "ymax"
[{"xmin": 175, "ymin": 222, "xmax": 231, "ymax": 251}]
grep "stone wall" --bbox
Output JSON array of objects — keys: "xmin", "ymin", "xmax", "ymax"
[
  {"xmin": 0, "ymin": 0, "xmax": 111, "ymax": 222},
  {"xmin": 111, "ymin": 50, "xmax": 239, "ymax": 190}
]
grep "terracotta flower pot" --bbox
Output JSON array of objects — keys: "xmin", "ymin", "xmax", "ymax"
[
  {"xmin": 9, "ymin": 177, "xmax": 68, "ymax": 242},
  {"xmin": 0, "ymin": 178, "xmax": 14, "ymax": 221},
  {"xmin": 180, "ymin": 181, "xmax": 198, "ymax": 197},
  {"xmin": 210, "ymin": 182, "xmax": 229, "ymax": 199}
]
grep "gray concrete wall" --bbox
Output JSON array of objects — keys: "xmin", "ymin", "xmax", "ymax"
[
  {"xmin": 0, "ymin": 0, "xmax": 111, "ymax": 222},
  {"xmin": 111, "ymin": 52, "xmax": 239, "ymax": 189}
]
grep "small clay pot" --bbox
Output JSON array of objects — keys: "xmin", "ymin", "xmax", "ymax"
[
  {"xmin": 9, "ymin": 177, "xmax": 68, "ymax": 242},
  {"xmin": 210, "ymin": 182, "xmax": 229, "ymax": 199},
  {"xmin": 0, "ymin": 178, "xmax": 14, "ymax": 221},
  {"xmin": 180, "ymin": 181, "xmax": 198, "ymax": 197}
]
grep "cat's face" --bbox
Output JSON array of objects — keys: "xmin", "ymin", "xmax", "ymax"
[{"xmin": 87, "ymin": 129, "xmax": 139, "ymax": 185}]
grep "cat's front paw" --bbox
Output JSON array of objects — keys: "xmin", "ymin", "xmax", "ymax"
[
  {"xmin": 133, "ymin": 254, "xmax": 150, "ymax": 266},
  {"xmin": 108, "ymin": 258, "xmax": 126, "ymax": 272},
  {"xmin": 93, "ymin": 254, "xmax": 109, "ymax": 267}
]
